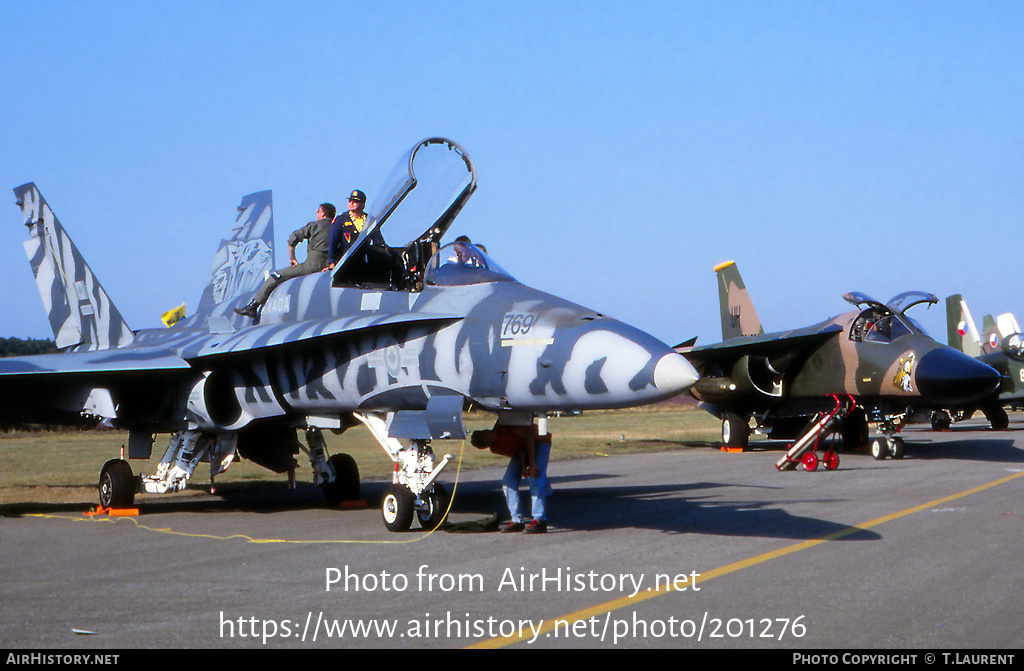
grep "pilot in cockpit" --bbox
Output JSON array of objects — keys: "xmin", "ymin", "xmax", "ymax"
[
  {"xmin": 424, "ymin": 237, "xmax": 515, "ymax": 287},
  {"xmin": 450, "ymin": 236, "xmax": 485, "ymax": 267}
]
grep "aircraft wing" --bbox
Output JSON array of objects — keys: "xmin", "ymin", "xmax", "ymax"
[
  {"xmin": 681, "ymin": 324, "xmax": 843, "ymax": 371},
  {"xmin": 0, "ymin": 348, "xmax": 190, "ymax": 376},
  {"xmin": 0, "ymin": 346, "xmax": 194, "ymax": 425}
]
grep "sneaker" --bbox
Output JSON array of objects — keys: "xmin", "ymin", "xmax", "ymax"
[
  {"xmin": 500, "ymin": 521, "xmax": 525, "ymax": 533},
  {"xmin": 523, "ymin": 519, "xmax": 547, "ymax": 534}
]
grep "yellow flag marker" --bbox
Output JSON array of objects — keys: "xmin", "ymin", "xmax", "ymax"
[{"xmin": 161, "ymin": 303, "xmax": 186, "ymax": 327}]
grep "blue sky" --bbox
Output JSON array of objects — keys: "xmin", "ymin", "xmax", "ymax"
[{"xmin": 2, "ymin": 1, "xmax": 1021, "ymax": 347}]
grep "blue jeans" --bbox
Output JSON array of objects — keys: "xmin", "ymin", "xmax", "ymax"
[{"xmin": 502, "ymin": 442, "xmax": 551, "ymax": 522}]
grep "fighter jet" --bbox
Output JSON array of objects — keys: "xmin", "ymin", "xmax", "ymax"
[
  {"xmin": 677, "ymin": 261, "xmax": 1001, "ymax": 464},
  {"xmin": 1, "ymin": 138, "xmax": 698, "ymax": 531},
  {"xmin": 933, "ymin": 295, "xmax": 1023, "ymax": 430}
]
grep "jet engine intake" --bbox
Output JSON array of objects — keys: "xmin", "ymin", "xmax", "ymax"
[
  {"xmin": 731, "ymin": 355, "xmax": 784, "ymax": 399},
  {"xmin": 186, "ymin": 369, "xmax": 285, "ymax": 431}
]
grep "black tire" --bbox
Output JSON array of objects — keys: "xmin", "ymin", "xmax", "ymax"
[
  {"xmin": 381, "ymin": 484, "xmax": 414, "ymax": 532},
  {"xmin": 323, "ymin": 453, "xmax": 360, "ymax": 505},
  {"xmin": 930, "ymin": 411, "xmax": 951, "ymax": 432},
  {"xmin": 983, "ymin": 405, "xmax": 1009, "ymax": 431},
  {"xmin": 889, "ymin": 437, "xmax": 905, "ymax": 460},
  {"xmin": 416, "ymin": 483, "xmax": 450, "ymax": 530},
  {"xmin": 870, "ymin": 438, "xmax": 889, "ymax": 461},
  {"xmin": 840, "ymin": 407, "xmax": 869, "ymax": 451},
  {"xmin": 98, "ymin": 459, "xmax": 136, "ymax": 508},
  {"xmin": 722, "ymin": 412, "xmax": 749, "ymax": 449}
]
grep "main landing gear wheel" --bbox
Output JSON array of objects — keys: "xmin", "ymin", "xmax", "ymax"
[
  {"xmin": 382, "ymin": 484, "xmax": 415, "ymax": 532},
  {"xmin": 983, "ymin": 405, "xmax": 1009, "ymax": 431},
  {"xmin": 721, "ymin": 412, "xmax": 749, "ymax": 450},
  {"xmin": 930, "ymin": 410, "xmax": 952, "ymax": 431},
  {"xmin": 323, "ymin": 453, "xmax": 360, "ymax": 505},
  {"xmin": 416, "ymin": 483, "xmax": 450, "ymax": 530},
  {"xmin": 840, "ymin": 407, "xmax": 869, "ymax": 451},
  {"xmin": 98, "ymin": 459, "xmax": 137, "ymax": 508}
]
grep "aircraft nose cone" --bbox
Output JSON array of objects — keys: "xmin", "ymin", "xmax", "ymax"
[
  {"xmin": 654, "ymin": 352, "xmax": 700, "ymax": 396},
  {"xmin": 915, "ymin": 348, "xmax": 1002, "ymax": 405}
]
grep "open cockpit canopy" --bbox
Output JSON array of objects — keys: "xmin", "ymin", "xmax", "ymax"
[
  {"xmin": 333, "ymin": 138, "xmax": 476, "ymax": 290},
  {"xmin": 845, "ymin": 291, "xmax": 936, "ymax": 343}
]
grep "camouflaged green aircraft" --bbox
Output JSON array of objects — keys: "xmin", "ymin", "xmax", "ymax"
[
  {"xmin": 677, "ymin": 261, "xmax": 1001, "ymax": 462},
  {"xmin": 935, "ymin": 295, "xmax": 1024, "ymax": 430},
  {"xmin": 1, "ymin": 138, "xmax": 698, "ymax": 531}
]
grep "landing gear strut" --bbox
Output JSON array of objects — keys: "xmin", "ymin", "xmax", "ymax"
[
  {"xmin": 302, "ymin": 427, "xmax": 360, "ymax": 505},
  {"xmin": 379, "ymin": 441, "xmax": 451, "ymax": 531},
  {"xmin": 353, "ymin": 413, "xmax": 453, "ymax": 532}
]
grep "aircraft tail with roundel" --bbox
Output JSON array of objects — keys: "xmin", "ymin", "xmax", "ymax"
[{"xmin": 945, "ymin": 294, "xmax": 982, "ymax": 358}]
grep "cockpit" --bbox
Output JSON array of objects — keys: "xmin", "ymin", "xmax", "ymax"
[
  {"xmin": 1005, "ymin": 334, "xmax": 1024, "ymax": 360},
  {"xmin": 424, "ymin": 240, "xmax": 516, "ymax": 286},
  {"xmin": 846, "ymin": 291, "xmax": 935, "ymax": 344},
  {"xmin": 331, "ymin": 138, "xmax": 479, "ymax": 292},
  {"xmin": 850, "ymin": 308, "xmax": 916, "ymax": 344}
]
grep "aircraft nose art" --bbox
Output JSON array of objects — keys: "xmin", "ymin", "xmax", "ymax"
[{"xmin": 914, "ymin": 347, "xmax": 1002, "ymax": 405}]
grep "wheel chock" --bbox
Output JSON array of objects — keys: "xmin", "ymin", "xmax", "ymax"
[{"xmin": 84, "ymin": 505, "xmax": 139, "ymax": 517}]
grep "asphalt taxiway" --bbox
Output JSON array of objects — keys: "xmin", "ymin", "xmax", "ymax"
[{"xmin": 2, "ymin": 417, "xmax": 1022, "ymax": 649}]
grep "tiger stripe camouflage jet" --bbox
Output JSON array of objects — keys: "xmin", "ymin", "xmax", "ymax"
[{"xmin": 2, "ymin": 138, "xmax": 698, "ymax": 531}]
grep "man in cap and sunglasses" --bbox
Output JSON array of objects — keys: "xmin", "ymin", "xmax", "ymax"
[{"xmin": 329, "ymin": 189, "xmax": 369, "ymax": 268}]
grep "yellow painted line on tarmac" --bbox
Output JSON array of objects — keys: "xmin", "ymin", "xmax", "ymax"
[{"xmin": 469, "ymin": 469, "xmax": 1024, "ymax": 649}]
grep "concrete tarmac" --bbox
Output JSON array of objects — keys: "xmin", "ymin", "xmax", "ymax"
[{"xmin": 2, "ymin": 418, "xmax": 1022, "ymax": 649}]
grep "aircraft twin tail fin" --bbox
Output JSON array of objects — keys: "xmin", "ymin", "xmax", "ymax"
[
  {"xmin": 194, "ymin": 190, "xmax": 275, "ymax": 320},
  {"xmin": 14, "ymin": 183, "xmax": 134, "ymax": 352},
  {"xmin": 945, "ymin": 294, "xmax": 982, "ymax": 357},
  {"xmin": 981, "ymin": 313, "xmax": 1022, "ymax": 354},
  {"xmin": 714, "ymin": 260, "xmax": 764, "ymax": 340}
]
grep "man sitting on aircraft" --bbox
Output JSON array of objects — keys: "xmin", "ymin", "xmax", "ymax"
[
  {"xmin": 329, "ymin": 189, "xmax": 369, "ymax": 267},
  {"xmin": 235, "ymin": 202, "xmax": 336, "ymax": 319}
]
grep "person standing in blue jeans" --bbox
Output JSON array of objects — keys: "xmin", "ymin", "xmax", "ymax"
[{"xmin": 471, "ymin": 422, "xmax": 552, "ymax": 534}]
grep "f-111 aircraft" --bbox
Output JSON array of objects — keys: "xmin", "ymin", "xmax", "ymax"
[
  {"xmin": 2, "ymin": 138, "xmax": 699, "ymax": 531},
  {"xmin": 678, "ymin": 261, "xmax": 1001, "ymax": 462},
  {"xmin": 934, "ymin": 294, "xmax": 1024, "ymax": 430}
]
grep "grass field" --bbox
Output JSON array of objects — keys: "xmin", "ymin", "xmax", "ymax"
[{"xmin": 0, "ymin": 405, "xmax": 723, "ymax": 505}]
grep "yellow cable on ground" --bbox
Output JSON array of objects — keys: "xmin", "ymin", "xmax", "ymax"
[{"xmin": 26, "ymin": 439, "xmax": 468, "ymax": 546}]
